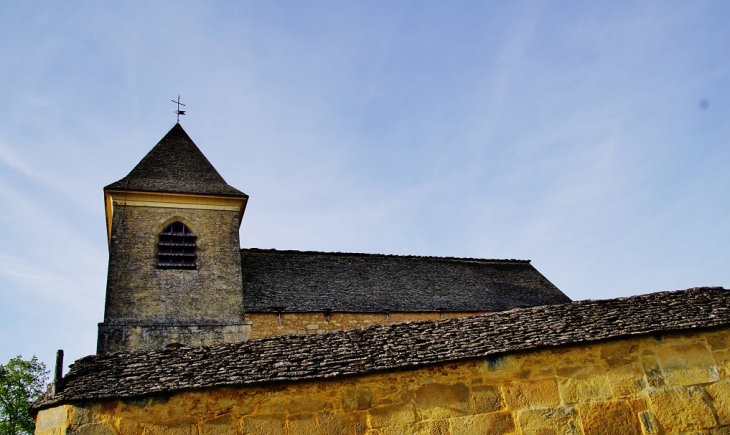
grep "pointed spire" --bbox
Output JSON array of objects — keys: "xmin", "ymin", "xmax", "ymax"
[{"xmin": 105, "ymin": 124, "xmax": 247, "ymax": 197}]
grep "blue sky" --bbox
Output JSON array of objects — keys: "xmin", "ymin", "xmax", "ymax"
[{"xmin": 1, "ymin": 1, "xmax": 729, "ymax": 372}]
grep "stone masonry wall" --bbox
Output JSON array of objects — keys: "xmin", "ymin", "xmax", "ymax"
[
  {"xmin": 99, "ymin": 204, "xmax": 245, "ymax": 353},
  {"xmin": 37, "ymin": 326, "xmax": 730, "ymax": 434},
  {"xmin": 246, "ymin": 312, "xmax": 483, "ymax": 340},
  {"xmin": 97, "ymin": 324, "xmax": 251, "ymax": 354}
]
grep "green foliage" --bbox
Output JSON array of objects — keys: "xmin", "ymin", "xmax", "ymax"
[{"xmin": 0, "ymin": 356, "xmax": 48, "ymax": 435}]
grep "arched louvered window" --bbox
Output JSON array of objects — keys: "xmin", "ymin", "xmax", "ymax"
[{"xmin": 158, "ymin": 222, "xmax": 197, "ymax": 269}]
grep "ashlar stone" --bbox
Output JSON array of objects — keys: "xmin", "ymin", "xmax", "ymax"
[
  {"xmin": 450, "ymin": 412, "xmax": 515, "ymax": 435},
  {"xmin": 414, "ymin": 383, "xmax": 470, "ymax": 419},
  {"xmin": 706, "ymin": 381, "xmax": 730, "ymax": 424},
  {"xmin": 578, "ymin": 401, "xmax": 641, "ymax": 435},
  {"xmin": 470, "ymin": 385, "xmax": 504, "ymax": 414},
  {"xmin": 286, "ymin": 413, "xmax": 319, "ymax": 435},
  {"xmin": 368, "ymin": 403, "xmax": 417, "ymax": 428},
  {"xmin": 656, "ymin": 343, "xmax": 719, "ymax": 386},
  {"xmin": 558, "ymin": 372, "xmax": 612, "ymax": 404},
  {"xmin": 503, "ymin": 379, "xmax": 561, "ymax": 409},
  {"xmin": 240, "ymin": 414, "xmax": 286, "ymax": 435},
  {"xmin": 648, "ymin": 386, "xmax": 717, "ymax": 431},
  {"xmin": 516, "ymin": 406, "xmax": 581, "ymax": 435}
]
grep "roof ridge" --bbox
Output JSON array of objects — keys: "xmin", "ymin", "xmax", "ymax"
[{"xmin": 240, "ymin": 247, "xmax": 531, "ymax": 264}]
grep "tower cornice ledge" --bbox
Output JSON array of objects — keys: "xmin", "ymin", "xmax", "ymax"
[{"xmin": 104, "ymin": 189, "xmax": 247, "ymax": 243}]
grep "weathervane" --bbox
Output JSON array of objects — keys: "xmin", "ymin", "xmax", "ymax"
[{"xmin": 171, "ymin": 95, "xmax": 186, "ymax": 122}]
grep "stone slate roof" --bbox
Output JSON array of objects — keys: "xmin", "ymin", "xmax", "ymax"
[
  {"xmin": 105, "ymin": 123, "xmax": 247, "ymax": 197},
  {"xmin": 241, "ymin": 249, "xmax": 570, "ymax": 312},
  {"xmin": 33, "ymin": 287, "xmax": 730, "ymax": 411}
]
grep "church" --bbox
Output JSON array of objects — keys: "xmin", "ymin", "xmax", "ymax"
[
  {"xmin": 97, "ymin": 123, "xmax": 571, "ymax": 353},
  {"xmin": 31, "ymin": 124, "xmax": 730, "ymax": 434}
]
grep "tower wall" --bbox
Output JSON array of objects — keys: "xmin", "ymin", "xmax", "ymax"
[{"xmin": 98, "ymin": 201, "xmax": 249, "ymax": 353}]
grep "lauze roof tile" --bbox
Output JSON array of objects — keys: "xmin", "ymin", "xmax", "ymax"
[
  {"xmin": 242, "ymin": 248, "xmax": 571, "ymax": 312},
  {"xmin": 33, "ymin": 287, "xmax": 730, "ymax": 411}
]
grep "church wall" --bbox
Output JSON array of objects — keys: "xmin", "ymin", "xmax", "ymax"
[
  {"xmin": 246, "ymin": 312, "xmax": 484, "ymax": 340},
  {"xmin": 99, "ymin": 203, "xmax": 245, "ymax": 352},
  {"xmin": 37, "ymin": 326, "xmax": 730, "ymax": 435}
]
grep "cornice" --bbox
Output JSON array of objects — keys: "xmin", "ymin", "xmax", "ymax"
[{"xmin": 104, "ymin": 190, "xmax": 247, "ymax": 243}]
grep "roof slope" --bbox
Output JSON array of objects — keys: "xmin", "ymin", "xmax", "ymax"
[
  {"xmin": 242, "ymin": 248, "xmax": 570, "ymax": 312},
  {"xmin": 105, "ymin": 123, "xmax": 246, "ymax": 197},
  {"xmin": 34, "ymin": 287, "xmax": 730, "ymax": 410}
]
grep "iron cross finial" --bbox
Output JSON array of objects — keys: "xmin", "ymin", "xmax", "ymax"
[{"xmin": 171, "ymin": 95, "xmax": 186, "ymax": 123}]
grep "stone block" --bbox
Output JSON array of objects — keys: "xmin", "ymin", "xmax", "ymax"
[
  {"xmin": 141, "ymin": 424, "xmax": 193, "ymax": 435},
  {"xmin": 450, "ymin": 412, "xmax": 514, "ymax": 435},
  {"xmin": 286, "ymin": 413, "xmax": 319, "ymax": 435},
  {"xmin": 71, "ymin": 424, "xmax": 117, "ymax": 435},
  {"xmin": 556, "ymin": 365, "xmax": 582, "ymax": 378},
  {"xmin": 368, "ymin": 403, "xmax": 417, "ymax": 428},
  {"xmin": 316, "ymin": 412, "xmax": 348, "ymax": 435},
  {"xmin": 256, "ymin": 395, "xmax": 287, "ymax": 414},
  {"xmin": 199, "ymin": 416, "xmax": 236, "ymax": 435},
  {"xmin": 68, "ymin": 406, "xmax": 92, "ymax": 429},
  {"xmin": 341, "ymin": 387, "xmax": 375, "ymax": 412},
  {"xmin": 318, "ymin": 411, "xmax": 368, "ymax": 435},
  {"xmin": 606, "ymin": 364, "xmax": 645, "ymax": 398},
  {"xmin": 35, "ymin": 406, "xmax": 71, "ymax": 432},
  {"xmin": 422, "ymin": 420, "xmax": 450, "ymax": 435},
  {"xmin": 380, "ymin": 420, "xmax": 449, "ymax": 435},
  {"xmin": 558, "ymin": 374, "xmax": 612, "ymax": 404},
  {"xmin": 502, "ymin": 379, "xmax": 561, "ymax": 410},
  {"xmin": 240, "ymin": 414, "xmax": 285, "ymax": 435},
  {"xmin": 286, "ymin": 397, "xmax": 329, "ymax": 415},
  {"xmin": 231, "ymin": 397, "xmax": 257, "ymax": 417},
  {"xmin": 578, "ymin": 401, "xmax": 641, "ymax": 435},
  {"xmin": 706, "ymin": 381, "xmax": 730, "ymax": 424},
  {"xmin": 627, "ymin": 398, "xmax": 647, "ymax": 413},
  {"xmin": 516, "ymin": 407, "xmax": 580, "ymax": 435},
  {"xmin": 118, "ymin": 420, "xmax": 140, "ymax": 435},
  {"xmin": 600, "ymin": 340, "xmax": 639, "ymax": 368},
  {"xmin": 414, "ymin": 383, "xmax": 470, "ymax": 419},
  {"xmin": 340, "ymin": 386, "xmax": 357, "ymax": 411},
  {"xmin": 656, "ymin": 343, "xmax": 719, "ymax": 386},
  {"xmin": 352, "ymin": 416, "xmax": 368, "ymax": 435},
  {"xmin": 648, "ymin": 386, "xmax": 717, "ymax": 431},
  {"xmin": 471, "ymin": 385, "xmax": 504, "ymax": 414},
  {"xmin": 706, "ymin": 331, "xmax": 730, "ymax": 351}
]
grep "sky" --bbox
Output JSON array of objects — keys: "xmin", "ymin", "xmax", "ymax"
[{"xmin": 1, "ymin": 1, "xmax": 729, "ymax": 373}]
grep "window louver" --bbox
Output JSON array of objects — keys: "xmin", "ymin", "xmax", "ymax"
[{"xmin": 158, "ymin": 222, "xmax": 196, "ymax": 269}]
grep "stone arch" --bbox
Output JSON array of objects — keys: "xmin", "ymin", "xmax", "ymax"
[{"xmin": 156, "ymin": 215, "xmax": 199, "ymax": 235}]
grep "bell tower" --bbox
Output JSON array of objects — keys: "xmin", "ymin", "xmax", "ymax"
[{"xmin": 97, "ymin": 123, "xmax": 251, "ymax": 353}]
